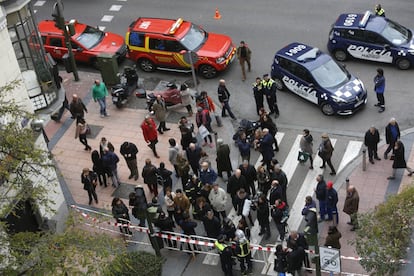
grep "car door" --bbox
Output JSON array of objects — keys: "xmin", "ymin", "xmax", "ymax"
[
  {"xmin": 278, "ymin": 58, "xmax": 318, "ymax": 104},
  {"xmin": 70, "ymin": 40, "xmax": 89, "ymax": 63},
  {"xmin": 148, "ymin": 38, "xmax": 177, "ymax": 67},
  {"xmin": 345, "ymin": 30, "xmax": 393, "ymax": 63},
  {"xmin": 44, "ymin": 36, "xmax": 66, "ymax": 59}
]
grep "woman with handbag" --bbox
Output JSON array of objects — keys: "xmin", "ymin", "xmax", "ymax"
[
  {"xmin": 75, "ymin": 118, "xmax": 91, "ymax": 151},
  {"xmin": 81, "ymin": 168, "xmax": 98, "ymax": 205}
]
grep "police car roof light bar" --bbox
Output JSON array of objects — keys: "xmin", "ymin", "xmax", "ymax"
[
  {"xmin": 359, "ymin": 11, "xmax": 371, "ymax": 28},
  {"xmin": 297, "ymin": 48, "xmax": 320, "ymax": 62}
]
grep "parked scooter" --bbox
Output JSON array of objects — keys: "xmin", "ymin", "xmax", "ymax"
[{"xmin": 111, "ymin": 66, "xmax": 139, "ymax": 108}]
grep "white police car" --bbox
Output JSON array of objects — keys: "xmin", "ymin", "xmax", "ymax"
[
  {"xmin": 328, "ymin": 11, "xmax": 414, "ymax": 70},
  {"xmin": 271, "ymin": 42, "xmax": 367, "ymax": 116}
]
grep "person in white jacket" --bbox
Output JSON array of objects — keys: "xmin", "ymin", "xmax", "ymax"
[{"xmin": 209, "ymin": 183, "xmax": 228, "ymax": 222}]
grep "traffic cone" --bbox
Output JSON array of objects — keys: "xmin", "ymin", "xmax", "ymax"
[{"xmin": 214, "ymin": 8, "xmax": 221, "ymax": 20}]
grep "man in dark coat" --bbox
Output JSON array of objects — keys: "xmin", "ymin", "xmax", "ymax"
[
  {"xmin": 239, "ymin": 160, "xmax": 257, "ymax": 196},
  {"xmin": 186, "ymin": 143, "xmax": 202, "ymax": 176},
  {"xmin": 154, "ymin": 211, "xmax": 177, "ymax": 247},
  {"xmin": 288, "ymin": 231, "xmax": 311, "ymax": 272},
  {"xmin": 343, "ymin": 185, "xmax": 359, "ymax": 231},
  {"xmin": 227, "ymin": 169, "xmax": 247, "ymax": 210},
  {"xmin": 216, "ymin": 139, "xmax": 232, "ymax": 179},
  {"xmin": 326, "ymin": 181, "xmax": 339, "ymax": 223},
  {"xmin": 315, "ymin": 174, "xmax": 327, "ymax": 221},
  {"xmin": 120, "ymin": 141, "xmax": 139, "ymax": 180},
  {"xmin": 364, "ymin": 126, "xmax": 381, "ymax": 164},
  {"xmin": 203, "ymin": 210, "xmax": 221, "ymax": 238},
  {"xmin": 268, "ymin": 180, "xmax": 282, "ymax": 207},
  {"xmin": 256, "ymin": 194, "xmax": 270, "ymax": 239},
  {"xmin": 384, "ymin": 118, "xmax": 400, "ymax": 160},
  {"xmin": 271, "ymin": 164, "xmax": 288, "ymax": 204},
  {"xmin": 199, "ymin": 161, "xmax": 218, "ymax": 186},
  {"xmin": 257, "ymin": 128, "xmax": 274, "ymax": 169},
  {"xmin": 286, "ymin": 240, "xmax": 305, "ymax": 275},
  {"xmin": 69, "ymin": 94, "xmax": 87, "ymax": 123},
  {"xmin": 141, "ymin": 159, "xmax": 158, "ymax": 196}
]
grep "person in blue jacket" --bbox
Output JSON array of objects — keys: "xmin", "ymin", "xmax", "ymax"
[{"xmin": 374, "ymin": 68, "xmax": 385, "ymax": 113}]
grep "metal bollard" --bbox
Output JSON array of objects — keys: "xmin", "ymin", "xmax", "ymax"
[{"xmin": 362, "ymin": 149, "xmax": 367, "ymax": 171}]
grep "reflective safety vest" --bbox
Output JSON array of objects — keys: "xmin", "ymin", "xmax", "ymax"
[
  {"xmin": 376, "ymin": 8, "xmax": 385, "ymax": 16},
  {"xmin": 262, "ymin": 79, "xmax": 275, "ymax": 90},
  {"xmin": 215, "ymin": 240, "xmax": 227, "ymax": 252},
  {"xmin": 237, "ymin": 240, "xmax": 251, "ymax": 257}
]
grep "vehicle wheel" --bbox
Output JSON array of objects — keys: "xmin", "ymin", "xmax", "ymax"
[
  {"xmin": 396, "ymin": 58, "xmax": 411, "ymax": 70},
  {"xmin": 199, "ymin": 65, "xmax": 217, "ymax": 79},
  {"xmin": 274, "ymin": 78, "xmax": 285, "ymax": 91},
  {"xmin": 116, "ymin": 101, "xmax": 123, "ymax": 109},
  {"xmin": 90, "ymin": 58, "xmax": 99, "ymax": 69},
  {"xmin": 321, "ymin": 102, "xmax": 335, "ymax": 116},
  {"xmin": 138, "ymin": 58, "xmax": 155, "ymax": 72},
  {"xmin": 333, "ymin": 49, "xmax": 348, "ymax": 61}
]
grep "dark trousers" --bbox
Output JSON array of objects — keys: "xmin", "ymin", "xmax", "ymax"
[
  {"xmin": 367, "ymin": 145, "xmax": 379, "ymax": 161},
  {"xmin": 376, "ymin": 93, "xmax": 385, "ymax": 107},
  {"xmin": 158, "ymin": 121, "xmax": 168, "ymax": 131},
  {"xmin": 274, "ymin": 221, "xmax": 286, "ymax": 240},
  {"xmin": 79, "ymin": 133, "xmax": 90, "ymax": 149},
  {"xmin": 221, "ymin": 101, "xmax": 236, "ymax": 119},
  {"xmin": 181, "ymin": 172, "xmax": 189, "ymax": 186},
  {"xmin": 322, "ymin": 158, "xmax": 336, "ymax": 173},
  {"xmin": 384, "ymin": 140, "xmax": 396, "ymax": 156},
  {"xmin": 319, "ymin": 200, "xmax": 327, "ymax": 219},
  {"xmin": 254, "ymin": 95, "xmax": 264, "ymax": 115},
  {"xmin": 238, "ymin": 253, "xmax": 252, "ymax": 273},
  {"xmin": 231, "ymin": 194, "xmax": 238, "ymax": 210},
  {"xmin": 327, "ymin": 206, "xmax": 339, "ymax": 223},
  {"xmin": 190, "ymin": 163, "xmax": 200, "ymax": 177},
  {"xmin": 214, "ymin": 210, "xmax": 227, "ymax": 222},
  {"xmin": 55, "ymin": 96, "xmax": 70, "ymax": 121},
  {"xmin": 87, "ymin": 187, "xmax": 98, "ymax": 204},
  {"xmin": 97, "ymin": 172, "xmax": 107, "ymax": 187},
  {"xmin": 148, "ymin": 139, "xmax": 158, "ymax": 156},
  {"xmin": 147, "ymin": 183, "xmax": 158, "ymax": 196}
]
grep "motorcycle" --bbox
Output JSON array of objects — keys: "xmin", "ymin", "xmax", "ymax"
[
  {"xmin": 146, "ymin": 80, "xmax": 189, "ymax": 111},
  {"xmin": 111, "ymin": 66, "xmax": 139, "ymax": 108},
  {"xmin": 233, "ymin": 119, "xmax": 261, "ymax": 145}
]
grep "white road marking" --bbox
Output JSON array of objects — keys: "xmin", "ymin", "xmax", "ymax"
[
  {"xmin": 109, "ymin": 5, "xmax": 122, "ymax": 11},
  {"xmin": 34, "ymin": 1, "xmax": 46, "ymax": 6},
  {"xmin": 101, "ymin": 15, "xmax": 114, "ymax": 22},
  {"xmin": 337, "ymin": 141, "xmax": 362, "ymax": 173},
  {"xmin": 98, "ymin": 26, "xmax": 106, "ymax": 31},
  {"xmin": 282, "ymin": 135, "xmax": 302, "ymax": 182}
]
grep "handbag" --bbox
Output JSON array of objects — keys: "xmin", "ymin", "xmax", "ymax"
[
  {"xmin": 298, "ymin": 150, "xmax": 309, "ymax": 163},
  {"xmin": 198, "ymin": 125, "xmax": 210, "ymax": 139}
]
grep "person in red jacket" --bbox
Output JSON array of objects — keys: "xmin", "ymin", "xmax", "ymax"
[{"xmin": 141, "ymin": 115, "xmax": 159, "ymax": 158}]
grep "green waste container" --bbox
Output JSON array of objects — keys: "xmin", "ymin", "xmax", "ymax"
[{"xmin": 97, "ymin": 53, "xmax": 119, "ymax": 86}]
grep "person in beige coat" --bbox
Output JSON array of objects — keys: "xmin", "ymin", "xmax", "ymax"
[
  {"xmin": 209, "ymin": 183, "xmax": 228, "ymax": 221},
  {"xmin": 151, "ymin": 95, "xmax": 170, "ymax": 134}
]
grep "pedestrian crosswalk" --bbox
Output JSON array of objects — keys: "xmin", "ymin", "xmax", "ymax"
[{"xmin": 202, "ymin": 130, "xmax": 363, "ymax": 272}]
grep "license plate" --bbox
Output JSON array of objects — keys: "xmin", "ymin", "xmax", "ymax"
[{"xmin": 113, "ymin": 97, "xmax": 118, "ymax": 102}]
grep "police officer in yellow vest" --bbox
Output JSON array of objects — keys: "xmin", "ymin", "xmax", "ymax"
[
  {"xmin": 215, "ymin": 234, "xmax": 234, "ymax": 276},
  {"xmin": 261, "ymin": 74, "xmax": 280, "ymax": 118},
  {"xmin": 234, "ymin": 229, "xmax": 253, "ymax": 275},
  {"xmin": 375, "ymin": 4, "xmax": 385, "ymax": 17}
]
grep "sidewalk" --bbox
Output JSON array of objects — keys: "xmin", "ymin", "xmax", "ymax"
[
  {"xmin": 40, "ymin": 71, "xmax": 414, "ymax": 275},
  {"xmin": 317, "ymin": 133, "xmax": 414, "ymax": 275}
]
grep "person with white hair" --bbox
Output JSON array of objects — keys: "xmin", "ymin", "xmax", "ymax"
[
  {"xmin": 234, "ymin": 229, "xmax": 253, "ymax": 274},
  {"xmin": 217, "ymin": 79, "xmax": 237, "ymax": 120}
]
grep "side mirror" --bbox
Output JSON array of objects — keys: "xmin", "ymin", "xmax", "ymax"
[{"xmin": 384, "ymin": 44, "xmax": 390, "ymax": 50}]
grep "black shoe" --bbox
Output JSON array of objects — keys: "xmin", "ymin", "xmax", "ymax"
[
  {"xmin": 222, "ymin": 115, "xmax": 228, "ymax": 118},
  {"xmin": 269, "ymin": 111, "xmax": 275, "ymax": 115},
  {"xmin": 408, "ymin": 172, "xmax": 413, "ymax": 177},
  {"xmin": 95, "ymin": 199, "xmax": 98, "ymax": 204},
  {"xmin": 88, "ymin": 200, "xmax": 92, "ymax": 205},
  {"xmin": 347, "ymin": 221, "xmax": 353, "ymax": 225},
  {"xmin": 128, "ymin": 174, "xmax": 133, "ymax": 179},
  {"xmin": 258, "ymin": 231, "xmax": 264, "ymax": 236},
  {"xmin": 378, "ymin": 108, "xmax": 385, "ymax": 113},
  {"xmin": 374, "ymin": 157, "xmax": 381, "ymax": 161},
  {"xmin": 330, "ymin": 171, "xmax": 336, "ymax": 175},
  {"xmin": 134, "ymin": 175, "xmax": 139, "ymax": 181},
  {"xmin": 320, "ymin": 165, "xmax": 325, "ymax": 169},
  {"xmin": 158, "ymin": 130, "xmax": 163, "ymax": 134},
  {"xmin": 387, "ymin": 176, "xmax": 395, "ymax": 180},
  {"xmin": 369, "ymin": 159, "xmax": 374, "ymax": 164},
  {"xmin": 309, "ymin": 166, "xmax": 314, "ymax": 170},
  {"xmin": 164, "ymin": 128, "xmax": 171, "ymax": 131},
  {"xmin": 374, "ymin": 103, "xmax": 380, "ymax": 107},
  {"xmin": 350, "ymin": 227, "xmax": 358, "ymax": 231}
]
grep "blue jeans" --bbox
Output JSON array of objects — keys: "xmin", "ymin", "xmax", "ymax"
[{"xmin": 97, "ymin": 97, "xmax": 107, "ymax": 116}]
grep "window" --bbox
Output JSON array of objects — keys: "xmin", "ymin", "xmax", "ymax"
[
  {"xmin": 295, "ymin": 66, "xmax": 313, "ymax": 83},
  {"xmin": 49, "ymin": 37, "xmax": 63, "ymax": 47},
  {"xmin": 342, "ymin": 29, "xmax": 365, "ymax": 42},
  {"xmin": 149, "ymin": 38, "xmax": 167, "ymax": 51},
  {"xmin": 365, "ymin": 31, "xmax": 388, "ymax": 44},
  {"xmin": 129, "ymin": 32, "xmax": 145, "ymax": 47}
]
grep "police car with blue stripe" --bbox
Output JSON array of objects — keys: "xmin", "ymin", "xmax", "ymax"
[
  {"xmin": 271, "ymin": 42, "xmax": 367, "ymax": 116},
  {"xmin": 328, "ymin": 11, "xmax": 414, "ymax": 70}
]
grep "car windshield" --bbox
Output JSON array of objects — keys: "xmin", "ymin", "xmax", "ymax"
[
  {"xmin": 311, "ymin": 59, "xmax": 349, "ymax": 89},
  {"xmin": 381, "ymin": 19, "xmax": 411, "ymax": 46},
  {"xmin": 179, "ymin": 24, "xmax": 206, "ymax": 51},
  {"xmin": 76, "ymin": 26, "xmax": 104, "ymax": 49}
]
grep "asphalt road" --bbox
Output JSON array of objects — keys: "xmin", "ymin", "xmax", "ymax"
[{"xmin": 33, "ymin": 0, "xmax": 414, "ymax": 137}]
